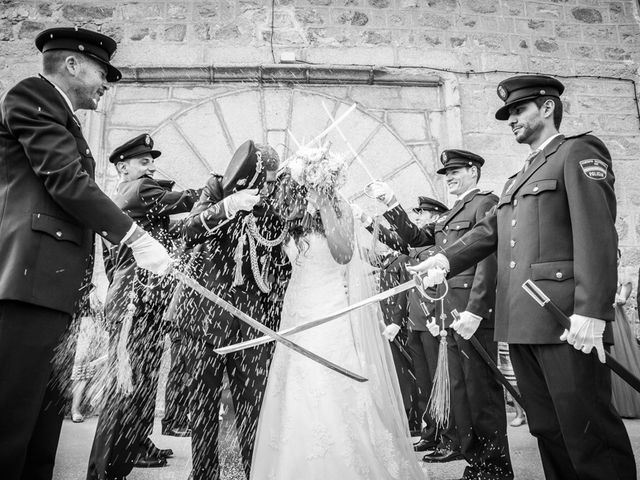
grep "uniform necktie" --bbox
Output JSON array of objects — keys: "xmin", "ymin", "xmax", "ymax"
[{"xmin": 523, "ymin": 150, "xmax": 539, "ymax": 172}]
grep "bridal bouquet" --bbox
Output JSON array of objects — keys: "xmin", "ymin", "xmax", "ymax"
[{"xmin": 287, "ymin": 146, "xmax": 348, "ymax": 193}]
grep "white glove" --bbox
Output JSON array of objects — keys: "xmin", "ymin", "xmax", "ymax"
[
  {"xmin": 407, "ymin": 253, "xmax": 450, "ymax": 276},
  {"xmin": 351, "ymin": 203, "xmax": 372, "ymax": 226},
  {"xmin": 367, "ymin": 181, "xmax": 397, "ymax": 207},
  {"xmin": 419, "ymin": 268, "xmax": 447, "ymax": 288},
  {"xmin": 451, "ymin": 310, "xmax": 482, "ymax": 340},
  {"xmin": 128, "ymin": 231, "xmax": 172, "ymax": 275},
  {"xmin": 224, "ymin": 188, "xmax": 260, "ymax": 217},
  {"xmin": 559, "ymin": 314, "xmax": 606, "ymax": 363},
  {"xmin": 382, "ymin": 323, "xmax": 401, "ymax": 341},
  {"xmin": 426, "ymin": 317, "xmax": 440, "ymax": 337}
]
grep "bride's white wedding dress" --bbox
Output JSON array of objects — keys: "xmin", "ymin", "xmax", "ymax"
[{"xmin": 251, "ymin": 233, "xmax": 424, "ymax": 480}]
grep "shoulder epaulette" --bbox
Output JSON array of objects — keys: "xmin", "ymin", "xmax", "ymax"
[{"xmin": 564, "ymin": 131, "xmax": 592, "ymax": 140}]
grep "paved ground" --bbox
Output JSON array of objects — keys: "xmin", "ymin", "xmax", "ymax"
[{"xmin": 54, "ymin": 412, "xmax": 640, "ymax": 480}]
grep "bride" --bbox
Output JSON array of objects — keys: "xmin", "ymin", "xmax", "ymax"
[{"xmin": 250, "ymin": 147, "xmax": 424, "ymax": 480}]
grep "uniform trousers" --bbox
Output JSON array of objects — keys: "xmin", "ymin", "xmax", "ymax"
[
  {"xmin": 86, "ymin": 307, "xmax": 166, "ymax": 480},
  {"xmin": 187, "ymin": 318, "xmax": 275, "ymax": 480},
  {"xmin": 388, "ymin": 334, "xmax": 420, "ymax": 432},
  {"xmin": 161, "ymin": 328, "xmax": 192, "ymax": 433},
  {"xmin": 0, "ymin": 300, "xmax": 70, "ymax": 480},
  {"xmin": 407, "ymin": 329, "xmax": 459, "ymax": 448},
  {"xmin": 449, "ymin": 328, "xmax": 513, "ymax": 479},
  {"xmin": 510, "ymin": 343, "xmax": 636, "ymax": 480}
]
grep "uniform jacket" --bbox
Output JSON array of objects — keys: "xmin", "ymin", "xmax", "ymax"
[
  {"xmin": 174, "ymin": 176, "xmax": 290, "ymax": 346},
  {"xmin": 0, "ymin": 76, "xmax": 132, "ymax": 315},
  {"xmin": 103, "ymin": 177, "xmax": 200, "ymax": 325},
  {"xmin": 443, "ymin": 133, "xmax": 616, "ymax": 344},
  {"xmin": 383, "ymin": 190, "xmax": 498, "ymax": 329}
]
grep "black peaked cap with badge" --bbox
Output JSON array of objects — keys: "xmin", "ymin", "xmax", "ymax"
[
  {"xmin": 109, "ymin": 134, "xmax": 161, "ymax": 164},
  {"xmin": 495, "ymin": 74, "xmax": 565, "ymax": 121},
  {"xmin": 35, "ymin": 27, "xmax": 122, "ymax": 82},
  {"xmin": 413, "ymin": 196, "xmax": 448, "ymax": 214},
  {"xmin": 437, "ymin": 149, "xmax": 485, "ymax": 175}
]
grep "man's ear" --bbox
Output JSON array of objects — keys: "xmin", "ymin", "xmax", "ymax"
[
  {"xmin": 115, "ymin": 161, "xmax": 128, "ymax": 175},
  {"xmin": 64, "ymin": 55, "xmax": 80, "ymax": 77},
  {"xmin": 542, "ymin": 99, "xmax": 556, "ymax": 119}
]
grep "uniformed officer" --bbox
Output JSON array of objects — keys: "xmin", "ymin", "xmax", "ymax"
[
  {"xmin": 87, "ymin": 134, "xmax": 201, "ymax": 479},
  {"xmin": 410, "ymin": 75, "xmax": 636, "ymax": 479},
  {"xmin": 370, "ymin": 152, "xmax": 513, "ymax": 479},
  {"xmin": 0, "ymin": 28, "xmax": 170, "ymax": 480}
]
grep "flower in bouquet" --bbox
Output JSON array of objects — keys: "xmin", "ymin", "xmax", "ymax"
[{"xmin": 288, "ymin": 145, "xmax": 348, "ymax": 193}]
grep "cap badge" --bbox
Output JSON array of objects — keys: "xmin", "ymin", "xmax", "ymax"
[
  {"xmin": 540, "ymin": 89, "xmax": 546, "ymax": 95},
  {"xmin": 78, "ymin": 44, "xmax": 84, "ymax": 51},
  {"xmin": 145, "ymin": 135, "xmax": 151, "ymax": 146},
  {"xmin": 498, "ymin": 85, "xmax": 507, "ymax": 100},
  {"xmin": 442, "ymin": 152, "xmax": 448, "ymax": 163},
  {"xmin": 579, "ymin": 159, "xmax": 607, "ymax": 181}
]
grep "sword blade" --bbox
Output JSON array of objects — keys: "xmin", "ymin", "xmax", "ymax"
[
  {"xmin": 172, "ymin": 270, "xmax": 368, "ymax": 383},
  {"xmin": 215, "ymin": 275, "xmax": 420, "ymax": 354}
]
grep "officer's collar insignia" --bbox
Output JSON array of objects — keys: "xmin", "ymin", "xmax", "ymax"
[
  {"xmin": 237, "ymin": 178, "xmax": 247, "ymax": 186},
  {"xmin": 497, "ymin": 85, "xmax": 508, "ymax": 100},
  {"xmin": 144, "ymin": 135, "xmax": 151, "ymax": 146},
  {"xmin": 256, "ymin": 151, "xmax": 263, "ymax": 173},
  {"xmin": 579, "ymin": 159, "xmax": 607, "ymax": 180}
]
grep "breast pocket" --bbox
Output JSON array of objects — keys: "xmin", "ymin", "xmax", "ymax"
[
  {"xmin": 519, "ymin": 179, "xmax": 557, "ymax": 197},
  {"xmin": 448, "ymin": 220, "xmax": 471, "ymax": 232}
]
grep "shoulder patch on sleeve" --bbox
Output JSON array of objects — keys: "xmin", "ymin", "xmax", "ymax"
[{"xmin": 579, "ymin": 158, "xmax": 608, "ymax": 180}]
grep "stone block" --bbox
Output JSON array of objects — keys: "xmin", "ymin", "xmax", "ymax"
[
  {"xmin": 596, "ymin": 114, "xmax": 639, "ymax": 135},
  {"xmin": 608, "ymin": 2, "xmax": 626, "ymax": 22},
  {"xmin": 152, "ymin": 122, "xmax": 215, "ymax": 188},
  {"xmin": 396, "ymin": 47, "xmax": 464, "ymax": 69},
  {"xmin": 128, "ymin": 26, "xmax": 154, "ymax": 42},
  {"xmin": 203, "ymin": 46, "xmax": 273, "ymax": 64},
  {"xmin": 527, "ymin": 56, "xmax": 574, "ymax": 74},
  {"xmin": 0, "ymin": 20, "xmax": 13, "ymax": 41},
  {"xmin": 619, "ymin": 24, "xmax": 640, "ymax": 44},
  {"xmin": 217, "ymin": 90, "xmax": 265, "ymax": 148},
  {"xmin": 463, "ymin": 0, "xmax": 497, "ymax": 14},
  {"xmin": 416, "ymin": 13, "xmax": 452, "ymax": 29},
  {"xmin": 525, "ymin": 2, "xmax": 565, "ymax": 20},
  {"xmin": 174, "ymin": 100, "xmax": 234, "ymax": 173},
  {"xmin": 368, "ymin": 0, "xmax": 390, "ymax": 7},
  {"xmin": 480, "ymin": 53, "xmax": 527, "ymax": 71},
  {"xmin": 474, "ymin": 33, "xmax": 509, "ymax": 53},
  {"xmin": 571, "ymin": 7, "xmax": 603, "ymax": 24},
  {"xmin": 263, "ymin": 88, "xmax": 292, "ymax": 131},
  {"xmin": 109, "ymin": 101, "xmax": 186, "ymax": 129},
  {"xmin": 574, "ymin": 60, "xmax": 636, "ymax": 77},
  {"xmin": 167, "ymin": 3, "xmax": 189, "ymax": 20},
  {"xmin": 296, "ymin": 8, "xmax": 330, "ymax": 25},
  {"xmin": 387, "ymin": 112, "xmax": 428, "ymax": 141},
  {"xmin": 534, "ymin": 37, "xmax": 560, "ymax": 54},
  {"xmin": 504, "ymin": 0, "xmax": 525, "ymax": 16},
  {"xmin": 118, "ymin": 44, "xmax": 205, "ymax": 66},
  {"xmin": 120, "ymin": 3, "xmax": 164, "ymax": 22},
  {"xmin": 555, "ymin": 23, "xmax": 583, "ymax": 40},
  {"xmin": 388, "ymin": 12, "xmax": 412, "ymax": 28},
  {"xmin": 603, "ymin": 46, "xmax": 633, "ymax": 61},
  {"xmin": 361, "ymin": 29, "xmax": 391, "ymax": 45},
  {"xmin": 164, "ymin": 24, "xmax": 187, "ymax": 42},
  {"xmin": 334, "ymin": 9, "xmax": 370, "ymax": 26},
  {"xmin": 515, "ymin": 18, "xmax": 552, "ymax": 35},
  {"xmin": 423, "ymin": 0, "xmax": 458, "ymax": 12},
  {"xmin": 100, "ymin": 24, "xmax": 124, "ymax": 43},
  {"xmin": 212, "ymin": 23, "xmax": 241, "ymax": 41},
  {"xmin": 568, "ymin": 43, "xmax": 597, "ymax": 59},
  {"xmin": 62, "ymin": 4, "xmax": 114, "ymax": 22},
  {"xmin": 582, "ymin": 25, "xmax": 619, "ymax": 43}
]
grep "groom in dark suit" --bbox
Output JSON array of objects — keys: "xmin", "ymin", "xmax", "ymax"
[{"xmin": 173, "ymin": 140, "xmax": 290, "ymax": 480}]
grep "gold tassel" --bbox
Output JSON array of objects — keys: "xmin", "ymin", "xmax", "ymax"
[
  {"xmin": 115, "ymin": 283, "xmax": 136, "ymax": 396},
  {"xmin": 427, "ymin": 304, "xmax": 450, "ymax": 429},
  {"xmin": 232, "ymin": 230, "xmax": 246, "ymax": 287}
]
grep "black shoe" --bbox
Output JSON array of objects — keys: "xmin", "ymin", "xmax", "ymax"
[
  {"xmin": 162, "ymin": 426, "xmax": 192, "ymax": 437},
  {"xmin": 413, "ymin": 439, "xmax": 439, "ymax": 452},
  {"xmin": 133, "ymin": 454, "xmax": 167, "ymax": 468},
  {"xmin": 140, "ymin": 438, "xmax": 174, "ymax": 458},
  {"xmin": 422, "ymin": 449, "xmax": 464, "ymax": 463}
]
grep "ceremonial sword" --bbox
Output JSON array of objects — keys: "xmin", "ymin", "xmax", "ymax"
[
  {"xmin": 214, "ymin": 273, "xmax": 427, "ymax": 355},
  {"xmin": 171, "ymin": 269, "xmax": 367, "ymax": 383},
  {"xmin": 523, "ymin": 279, "xmax": 640, "ymax": 394}
]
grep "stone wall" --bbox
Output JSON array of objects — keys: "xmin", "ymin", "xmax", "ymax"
[{"xmin": 2, "ymin": 0, "xmax": 640, "ymax": 278}]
